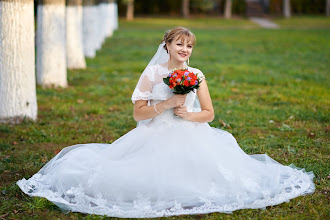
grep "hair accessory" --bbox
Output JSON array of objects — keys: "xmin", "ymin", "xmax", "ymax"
[{"xmin": 154, "ymin": 104, "xmax": 161, "ymax": 114}]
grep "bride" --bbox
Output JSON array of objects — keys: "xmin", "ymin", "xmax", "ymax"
[{"xmin": 17, "ymin": 27, "xmax": 315, "ymax": 218}]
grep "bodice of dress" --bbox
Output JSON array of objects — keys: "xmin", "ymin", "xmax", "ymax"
[
  {"xmin": 149, "ymin": 84, "xmax": 197, "ymax": 127},
  {"xmin": 131, "ymin": 63, "xmax": 205, "ymax": 127}
]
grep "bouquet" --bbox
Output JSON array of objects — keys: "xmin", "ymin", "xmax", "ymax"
[{"xmin": 163, "ymin": 68, "xmax": 202, "ymax": 94}]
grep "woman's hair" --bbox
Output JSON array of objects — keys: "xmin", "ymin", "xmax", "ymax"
[{"xmin": 163, "ymin": 27, "xmax": 196, "ymax": 53}]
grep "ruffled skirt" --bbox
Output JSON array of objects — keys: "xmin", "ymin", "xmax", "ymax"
[{"xmin": 17, "ymin": 123, "xmax": 315, "ymax": 218}]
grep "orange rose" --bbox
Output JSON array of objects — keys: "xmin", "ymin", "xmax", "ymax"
[{"xmin": 190, "ymin": 79, "xmax": 196, "ymax": 86}]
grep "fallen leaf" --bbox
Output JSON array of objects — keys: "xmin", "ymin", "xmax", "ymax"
[
  {"xmin": 0, "ymin": 214, "xmax": 9, "ymax": 219},
  {"xmin": 285, "ymin": 115, "xmax": 294, "ymax": 122},
  {"xmin": 219, "ymin": 119, "xmax": 232, "ymax": 129},
  {"xmin": 308, "ymin": 132, "xmax": 315, "ymax": 138},
  {"xmin": 40, "ymin": 157, "xmax": 48, "ymax": 163},
  {"xmin": 54, "ymin": 149, "xmax": 61, "ymax": 155}
]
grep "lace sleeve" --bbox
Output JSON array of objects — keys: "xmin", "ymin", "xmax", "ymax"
[
  {"xmin": 196, "ymin": 69, "xmax": 206, "ymax": 81},
  {"xmin": 131, "ymin": 67, "xmax": 154, "ymax": 104},
  {"xmin": 188, "ymin": 67, "xmax": 206, "ymax": 81}
]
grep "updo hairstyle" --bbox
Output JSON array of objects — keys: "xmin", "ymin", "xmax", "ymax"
[{"xmin": 163, "ymin": 27, "xmax": 196, "ymax": 53}]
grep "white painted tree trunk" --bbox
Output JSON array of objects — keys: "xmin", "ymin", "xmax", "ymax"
[
  {"xmin": 224, "ymin": 0, "xmax": 232, "ymax": 19},
  {"xmin": 113, "ymin": 1, "xmax": 118, "ymax": 30},
  {"xmin": 66, "ymin": 3, "xmax": 86, "ymax": 69},
  {"xmin": 83, "ymin": 4, "xmax": 99, "ymax": 58},
  {"xmin": 0, "ymin": 0, "xmax": 38, "ymax": 123},
  {"xmin": 102, "ymin": 1, "xmax": 113, "ymax": 38},
  {"xmin": 283, "ymin": 0, "xmax": 291, "ymax": 18},
  {"xmin": 96, "ymin": 2, "xmax": 107, "ymax": 51},
  {"xmin": 109, "ymin": 0, "xmax": 117, "ymax": 32},
  {"xmin": 37, "ymin": 2, "xmax": 67, "ymax": 87}
]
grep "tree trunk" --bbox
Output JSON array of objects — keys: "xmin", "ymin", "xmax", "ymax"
[
  {"xmin": 283, "ymin": 0, "xmax": 291, "ymax": 18},
  {"xmin": 0, "ymin": 0, "xmax": 38, "ymax": 123},
  {"xmin": 113, "ymin": 0, "xmax": 118, "ymax": 30},
  {"xmin": 83, "ymin": 0, "xmax": 98, "ymax": 58},
  {"xmin": 96, "ymin": 0, "xmax": 110, "ymax": 50},
  {"xmin": 182, "ymin": 0, "xmax": 189, "ymax": 18},
  {"xmin": 224, "ymin": 0, "xmax": 232, "ymax": 19},
  {"xmin": 126, "ymin": 0, "xmax": 134, "ymax": 21},
  {"xmin": 104, "ymin": 0, "xmax": 114, "ymax": 37},
  {"xmin": 37, "ymin": 0, "xmax": 67, "ymax": 88},
  {"xmin": 66, "ymin": 0, "xmax": 86, "ymax": 69},
  {"xmin": 326, "ymin": 0, "xmax": 330, "ymax": 16}
]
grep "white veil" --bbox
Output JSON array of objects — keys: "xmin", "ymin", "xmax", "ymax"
[{"xmin": 145, "ymin": 41, "xmax": 169, "ymax": 68}]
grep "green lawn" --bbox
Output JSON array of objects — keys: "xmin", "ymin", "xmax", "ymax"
[{"xmin": 0, "ymin": 16, "xmax": 329, "ymax": 219}]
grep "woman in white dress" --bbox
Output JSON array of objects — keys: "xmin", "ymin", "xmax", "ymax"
[{"xmin": 17, "ymin": 27, "xmax": 315, "ymax": 218}]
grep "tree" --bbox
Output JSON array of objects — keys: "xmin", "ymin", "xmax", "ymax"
[
  {"xmin": 182, "ymin": 0, "xmax": 189, "ymax": 18},
  {"xmin": 113, "ymin": 0, "xmax": 119, "ymax": 30},
  {"xmin": 327, "ymin": 0, "xmax": 330, "ymax": 16},
  {"xmin": 126, "ymin": 0, "xmax": 134, "ymax": 20},
  {"xmin": 103, "ymin": 0, "xmax": 114, "ymax": 38},
  {"xmin": 36, "ymin": 0, "xmax": 67, "ymax": 87},
  {"xmin": 224, "ymin": 0, "xmax": 232, "ymax": 19},
  {"xmin": 0, "ymin": 0, "xmax": 38, "ymax": 123},
  {"xmin": 83, "ymin": 0, "xmax": 99, "ymax": 58},
  {"xmin": 67, "ymin": 0, "xmax": 86, "ymax": 69},
  {"xmin": 96, "ymin": 0, "xmax": 113, "ymax": 50},
  {"xmin": 283, "ymin": 0, "xmax": 291, "ymax": 18}
]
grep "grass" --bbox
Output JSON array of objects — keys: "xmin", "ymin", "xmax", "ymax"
[{"xmin": 0, "ymin": 16, "xmax": 329, "ymax": 219}]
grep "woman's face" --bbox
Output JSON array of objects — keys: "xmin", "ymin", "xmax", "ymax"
[{"xmin": 167, "ymin": 37, "xmax": 193, "ymax": 63}]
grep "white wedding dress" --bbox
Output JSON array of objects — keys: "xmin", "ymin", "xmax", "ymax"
[{"xmin": 17, "ymin": 64, "xmax": 315, "ymax": 218}]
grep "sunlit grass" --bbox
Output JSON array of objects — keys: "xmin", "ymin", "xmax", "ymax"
[
  {"xmin": 120, "ymin": 17, "xmax": 258, "ymax": 30},
  {"xmin": 273, "ymin": 15, "xmax": 330, "ymax": 28},
  {"xmin": 0, "ymin": 17, "xmax": 329, "ymax": 219}
]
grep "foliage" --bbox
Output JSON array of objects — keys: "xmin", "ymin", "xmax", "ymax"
[
  {"xmin": 191, "ymin": 0, "xmax": 215, "ymax": 13},
  {"xmin": 117, "ymin": 0, "xmax": 328, "ymax": 16},
  {"xmin": 0, "ymin": 16, "xmax": 329, "ymax": 219},
  {"xmin": 269, "ymin": 0, "xmax": 328, "ymax": 15}
]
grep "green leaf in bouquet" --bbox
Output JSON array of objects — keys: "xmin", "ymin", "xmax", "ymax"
[{"xmin": 163, "ymin": 77, "xmax": 170, "ymax": 85}]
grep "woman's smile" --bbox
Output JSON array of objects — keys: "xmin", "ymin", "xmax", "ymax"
[{"xmin": 167, "ymin": 38, "xmax": 193, "ymax": 63}]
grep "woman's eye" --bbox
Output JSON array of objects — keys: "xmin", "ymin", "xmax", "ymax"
[{"xmin": 177, "ymin": 44, "xmax": 182, "ymax": 46}]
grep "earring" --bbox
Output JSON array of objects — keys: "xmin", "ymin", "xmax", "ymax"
[
  {"xmin": 187, "ymin": 58, "xmax": 189, "ymax": 65},
  {"xmin": 168, "ymin": 50, "xmax": 171, "ymax": 61}
]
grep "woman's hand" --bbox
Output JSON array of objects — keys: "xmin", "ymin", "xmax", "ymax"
[
  {"xmin": 174, "ymin": 105, "xmax": 191, "ymax": 120},
  {"xmin": 165, "ymin": 94, "xmax": 187, "ymax": 109}
]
